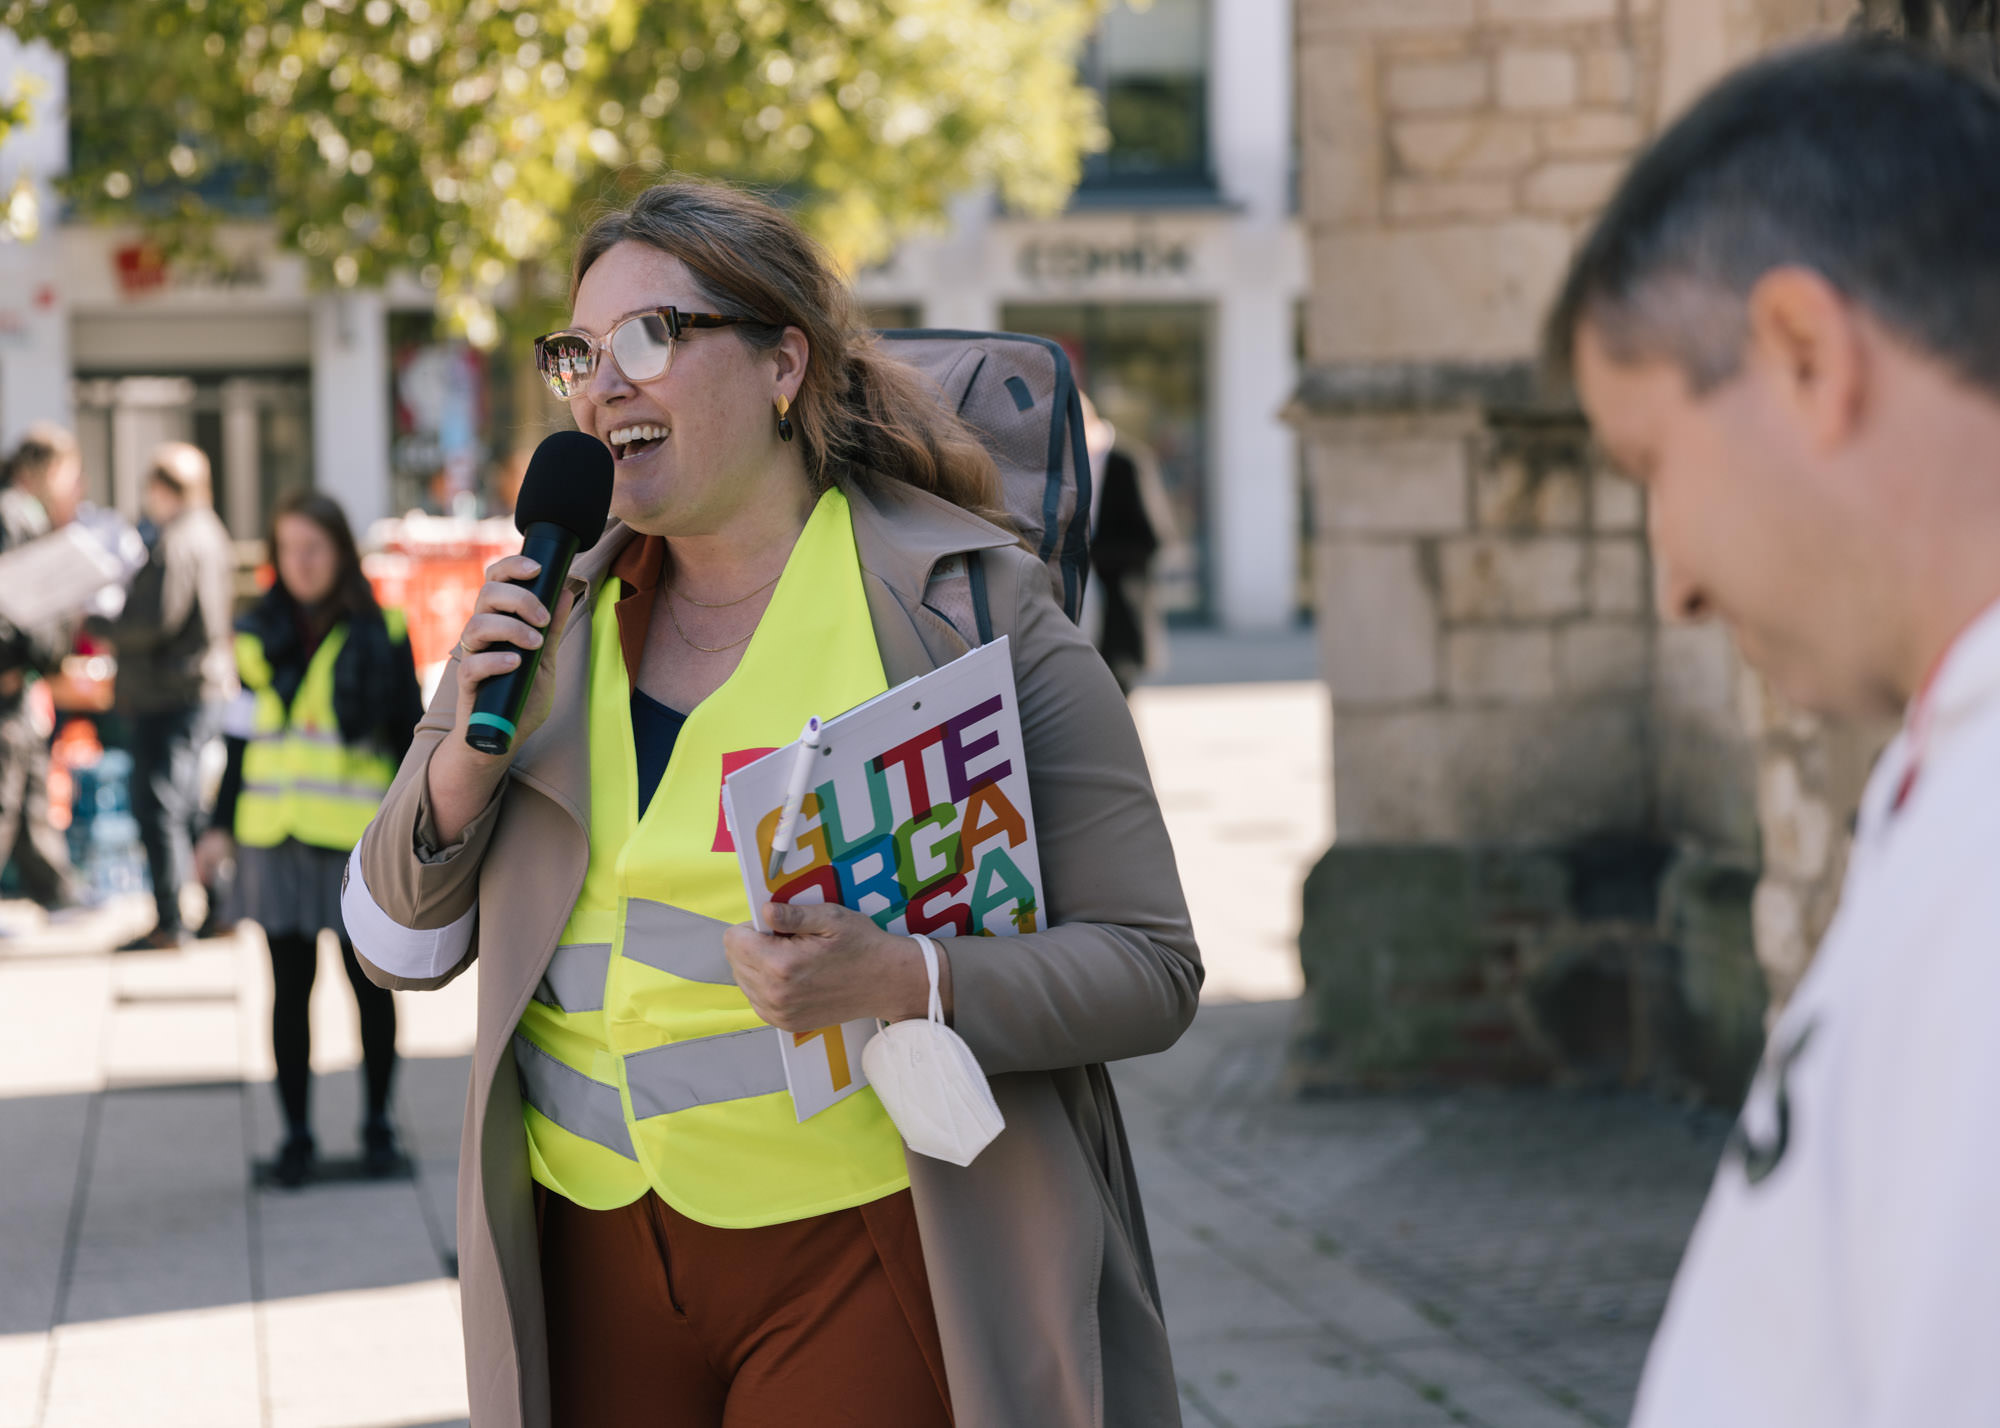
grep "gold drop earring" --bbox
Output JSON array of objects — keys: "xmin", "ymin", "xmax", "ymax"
[{"xmin": 775, "ymin": 394, "xmax": 795, "ymax": 442}]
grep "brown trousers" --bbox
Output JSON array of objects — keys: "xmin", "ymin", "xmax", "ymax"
[{"xmin": 537, "ymin": 1186, "xmax": 954, "ymax": 1428}]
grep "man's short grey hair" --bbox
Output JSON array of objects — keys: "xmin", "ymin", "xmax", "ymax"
[{"xmin": 1547, "ymin": 38, "xmax": 2000, "ymax": 397}]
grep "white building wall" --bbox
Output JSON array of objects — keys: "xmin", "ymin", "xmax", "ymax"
[
  {"xmin": 0, "ymin": 34, "xmax": 72, "ymax": 445},
  {"xmin": 855, "ymin": 0, "xmax": 1306, "ymax": 631},
  {"xmin": 310, "ymin": 292, "xmax": 392, "ymax": 532},
  {"xmin": 1211, "ymin": 0, "xmax": 1302, "ymax": 630}
]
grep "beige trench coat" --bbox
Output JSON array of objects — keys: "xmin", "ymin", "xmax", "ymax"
[{"xmin": 350, "ymin": 477, "xmax": 1202, "ymax": 1428}]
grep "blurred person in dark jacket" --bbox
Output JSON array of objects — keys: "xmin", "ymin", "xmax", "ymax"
[
  {"xmin": 1081, "ymin": 395, "xmax": 1174, "ymax": 696},
  {"xmin": 0, "ymin": 424, "xmax": 87, "ymax": 911},
  {"xmin": 103, "ymin": 442, "xmax": 238, "ymax": 949},
  {"xmin": 198, "ymin": 490, "xmax": 423, "ymax": 1185}
]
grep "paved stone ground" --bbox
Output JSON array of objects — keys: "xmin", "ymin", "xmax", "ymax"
[
  {"xmin": 1124, "ymin": 1001, "xmax": 1731, "ymax": 1428},
  {"xmin": 0, "ymin": 633, "xmax": 1732, "ymax": 1428}
]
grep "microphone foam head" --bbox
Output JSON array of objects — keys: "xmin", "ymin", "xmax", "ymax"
[{"xmin": 515, "ymin": 431, "xmax": 615, "ymax": 547}]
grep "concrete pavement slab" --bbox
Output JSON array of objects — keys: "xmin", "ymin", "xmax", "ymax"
[
  {"xmin": 1128, "ymin": 681, "xmax": 1327, "ymax": 1005},
  {"xmin": 1385, "ymin": 1341, "xmax": 1597, "ymax": 1428},
  {"xmin": 261, "ymin": 1281, "xmax": 467, "ymax": 1428},
  {"xmin": 108, "ymin": 944, "xmax": 240, "ymax": 1002},
  {"xmin": 1172, "ymin": 1331, "xmax": 1462, "ymax": 1428},
  {"xmin": 0, "ymin": 961, "xmax": 110, "ymax": 1099},
  {"xmin": 61, "ymin": 1088, "xmax": 251, "ymax": 1323},
  {"xmin": 1155, "ymin": 1246, "xmax": 1327, "ymax": 1341},
  {"xmin": 256, "ymin": 1179, "xmax": 448, "ymax": 1302},
  {"xmin": 0, "ymin": 1330, "xmax": 45, "ymax": 1428},
  {"xmin": 40, "ymin": 1303, "xmax": 260, "ymax": 1428},
  {"xmin": 101, "ymin": 1001, "xmax": 244, "ymax": 1088},
  {"xmin": 0, "ymin": 1093, "xmax": 92, "ymax": 1336}
]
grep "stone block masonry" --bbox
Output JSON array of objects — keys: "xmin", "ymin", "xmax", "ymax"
[
  {"xmin": 1291, "ymin": 0, "xmax": 1869, "ymax": 1094},
  {"xmin": 1296, "ymin": 840, "xmax": 1766, "ymax": 1101},
  {"xmin": 1292, "ymin": 386, "xmax": 1768, "ymax": 1095},
  {"xmin": 1300, "ymin": 402, "xmax": 1684, "ymax": 847}
]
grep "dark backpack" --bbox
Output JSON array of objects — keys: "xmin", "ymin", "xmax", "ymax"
[{"xmin": 876, "ymin": 329, "xmax": 1093, "ymax": 630}]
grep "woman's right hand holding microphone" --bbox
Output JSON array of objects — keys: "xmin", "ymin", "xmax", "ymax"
[{"xmin": 425, "ymin": 555, "xmax": 576, "ymax": 845}]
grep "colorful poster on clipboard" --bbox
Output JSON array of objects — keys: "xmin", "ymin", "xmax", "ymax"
[{"xmin": 722, "ymin": 637, "xmax": 1046, "ymax": 1120}]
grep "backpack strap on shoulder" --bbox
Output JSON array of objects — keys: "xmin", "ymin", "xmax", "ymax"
[
  {"xmin": 920, "ymin": 550, "xmax": 999, "ymax": 650},
  {"xmin": 967, "ymin": 552, "xmax": 995, "ymax": 646}
]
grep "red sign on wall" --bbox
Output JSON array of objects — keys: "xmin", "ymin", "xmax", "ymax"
[{"xmin": 112, "ymin": 242, "xmax": 169, "ymax": 297}]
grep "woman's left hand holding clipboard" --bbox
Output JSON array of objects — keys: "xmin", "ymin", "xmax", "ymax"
[{"xmin": 723, "ymin": 902, "xmax": 954, "ymax": 1032}]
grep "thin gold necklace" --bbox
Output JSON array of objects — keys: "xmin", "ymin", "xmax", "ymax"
[
  {"xmin": 665, "ymin": 589, "xmax": 758, "ymax": 653},
  {"xmin": 668, "ymin": 571, "xmax": 781, "ymax": 608}
]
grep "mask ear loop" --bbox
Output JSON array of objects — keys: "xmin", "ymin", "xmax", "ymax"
[{"xmin": 911, "ymin": 934, "xmax": 944, "ymax": 1025}]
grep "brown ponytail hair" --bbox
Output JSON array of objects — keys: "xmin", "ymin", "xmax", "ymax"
[{"xmin": 570, "ymin": 179, "xmax": 1010, "ymax": 528}]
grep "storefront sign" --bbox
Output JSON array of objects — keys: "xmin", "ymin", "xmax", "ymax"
[
  {"xmin": 1016, "ymin": 232, "xmax": 1196, "ymax": 285},
  {"xmin": 112, "ymin": 242, "xmax": 169, "ymax": 297},
  {"xmin": 111, "ymin": 241, "xmax": 269, "ymax": 297}
]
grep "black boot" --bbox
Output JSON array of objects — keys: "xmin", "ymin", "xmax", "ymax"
[
  {"xmin": 362, "ymin": 1117, "xmax": 406, "ymax": 1179},
  {"xmin": 271, "ymin": 1131, "xmax": 315, "ymax": 1189}
]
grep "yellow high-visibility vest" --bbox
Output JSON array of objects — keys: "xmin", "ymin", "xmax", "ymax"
[
  {"xmin": 234, "ymin": 609, "xmax": 406, "ymax": 852},
  {"xmin": 515, "ymin": 487, "xmax": 911, "ymax": 1226}
]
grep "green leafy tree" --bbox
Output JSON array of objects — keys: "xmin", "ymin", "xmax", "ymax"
[
  {"xmin": 11, "ymin": 0, "xmax": 1104, "ymax": 339},
  {"xmin": 0, "ymin": 78, "xmax": 27, "ymax": 150}
]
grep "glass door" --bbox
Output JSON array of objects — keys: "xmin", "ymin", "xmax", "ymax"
[
  {"xmin": 73, "ymin": 372, "xmax": 313, "ymax": 541},
  {"xmin": 1001, "ymin": 301, "xmax": 1212, "ymax": 621}
]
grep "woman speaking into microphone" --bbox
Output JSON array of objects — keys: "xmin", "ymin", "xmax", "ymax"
[{"xmin": 344, "ymin": 178, "xmax": 1200, "ymax": 1428}]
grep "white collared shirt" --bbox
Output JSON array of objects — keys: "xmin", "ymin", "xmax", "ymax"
[{"xmin": 1631, "ymin": 600, "xmax": 2000, "ymax": 1428}]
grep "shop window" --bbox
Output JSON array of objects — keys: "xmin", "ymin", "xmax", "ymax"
[
  {"xmin": 1079, "ymin": 0, "xmax": 1214, "ymax": 195},
  {"xmin": 71, "ymin": 373, "xmax": 311, "ymax": 541},
  {"xmin": 390, "ymin": 310, "xmax": 493, "ymax": 517},
  {"xmin": 1002, "ymin": 301, "xmax": 1212, "ymax": 623}
]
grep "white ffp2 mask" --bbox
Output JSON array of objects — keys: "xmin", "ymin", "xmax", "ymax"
[{"xmin": 861, "ymin": 935, "xmax": 1005, "ymax": 1167}]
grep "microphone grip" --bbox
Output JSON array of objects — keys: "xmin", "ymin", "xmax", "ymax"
[{"xmin": 465, "ymin": 524, "xmax": 581, "ymax": 756}]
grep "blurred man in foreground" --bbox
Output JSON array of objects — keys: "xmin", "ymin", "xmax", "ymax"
[
  {"xmin": 1548, "ymin": 38, "xmax": 2000, "ymax": 1428},
  {"xmin": 0, "ymin": 424, "xmax": 87, "ymax": 911},
  {"xmin": 104, "ymin": 443, "xmax": 236, "ymax": 949}
]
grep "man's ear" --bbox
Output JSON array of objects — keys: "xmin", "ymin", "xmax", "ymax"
[{"xmin": 1744, "ymin": 266, "xmax": 1867, "ymax": 454}]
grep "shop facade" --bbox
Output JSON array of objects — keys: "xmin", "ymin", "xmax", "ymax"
[
  {"xmin": 856, "ymin": 0, "xmax": 1306, "ymax": 630},
  {"xmin": 5, "ymin": 2, "xmax": 1301, "ymax": 628}
]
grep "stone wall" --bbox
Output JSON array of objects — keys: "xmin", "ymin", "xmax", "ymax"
[
  {"xmin": 1742, "ymin": 680, "xmax": 1894, "ymax": 1004},
  {"xmin": 1307, "ymin": 401, "xmax": 1663, "ymax": 846},
  {"xmin": 1290, "ymin": 0, "xmax": 1868, "ymax": 1097},
  {"xmin": 1290, "ymin": 369, "xmax": 1767, "ymax": 1097},
  {"xmin": 1299, "ymin": 0, "xmax": 1661, "ymax": 368}
]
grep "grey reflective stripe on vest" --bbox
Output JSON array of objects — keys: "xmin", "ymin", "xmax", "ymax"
[
  {"xmin": 624, "ymin": 1028, "xmax": 786, "ymax": 1119},
  {"xmin": 512, "ymin": 1033, "xmax": 636, "ymax": 1158},
  {"xmin": 241, "ymin": 779, "xmax": 386, "ymax": 802},
  {"xmin": 621, "ymin": 899, "xmax": 737, "ymax": 986},
  {"xmin": 531, "ymin": 942, "xmax": 613, "ymax": 1014}
]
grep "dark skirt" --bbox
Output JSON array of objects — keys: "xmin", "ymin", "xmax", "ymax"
[{"xmin": 231, "ymin": 836, "xmax": 350, "ymax": 939}]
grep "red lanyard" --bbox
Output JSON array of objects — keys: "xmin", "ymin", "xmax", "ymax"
[{"xmin": 1892, "ymin": 643, "xmax": 1957, "ymax": 815}]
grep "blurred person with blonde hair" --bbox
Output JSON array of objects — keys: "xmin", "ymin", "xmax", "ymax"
[
  {"xmin": 103, "ymin": 441, "xmax": 237, "ymax": 949},
  {"xmin": 0, "ymin": 422, "xmax": 87, "ymax": 911}
]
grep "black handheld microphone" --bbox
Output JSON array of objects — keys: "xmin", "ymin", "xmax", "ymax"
[{"xmin": 464, "ymin": 430, "xmax": 614, "ymax": 756}]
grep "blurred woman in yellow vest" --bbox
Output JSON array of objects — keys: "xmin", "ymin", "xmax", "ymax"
[
  {"xmin": 199, "ymin": 490, "xmax": 423, "ymax": 1188},
  {"xmin": 346, "ymin": 179, "xmax": 1201, "ymax": 1428}
]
